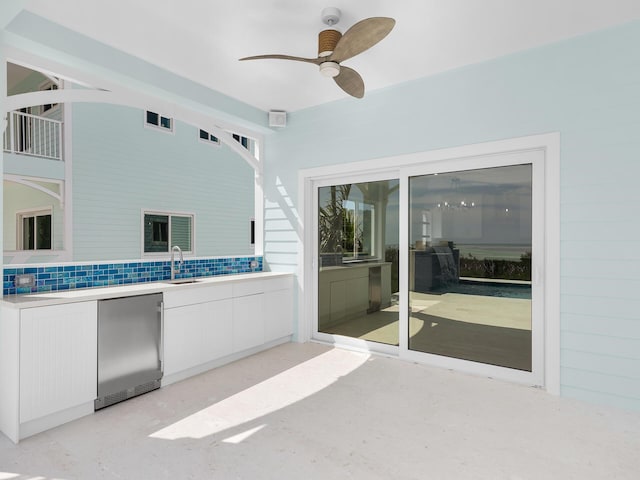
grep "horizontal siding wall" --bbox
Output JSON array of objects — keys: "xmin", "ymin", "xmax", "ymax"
[
  {"xmin": 264, "ymin": 21, "xmax": 640, "ymax": 410},
  {"xmin": 72, "ymin": 102, "xmax": 254, "ymax": 261}
]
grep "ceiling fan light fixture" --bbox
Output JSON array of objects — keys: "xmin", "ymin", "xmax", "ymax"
[{"xmin": 319, "ymin": 61, "xmax": 340, "ymax": 78}]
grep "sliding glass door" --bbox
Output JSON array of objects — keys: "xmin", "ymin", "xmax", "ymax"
[
  {"xmin": 311, "ymin": 147, "xmax": 544, "ymax": 384},
  {"xmin": 408, "ymin": 164, "xmax": 533, "ymax": 371},
  {"xmin": 317, "ymin": 179, "xmax": 400, "ymax": 346}
]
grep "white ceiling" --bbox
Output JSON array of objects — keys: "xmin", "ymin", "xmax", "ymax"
[{"xmin": 21, "ymin": 0, "xmax": 640, "ymax": 112}]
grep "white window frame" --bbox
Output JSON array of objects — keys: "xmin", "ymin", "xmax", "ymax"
[
  {"xmin": 16, "ymin": 206, "xmax": 54, "ymax": 252},
  {"xmin": 298, "ymin": 133, "xmax": 560, "ymax": 395},
  {"xmin": 141, "ymin": 209, "xmax": 195, "ymax": 257},
  {"xmin": 38, "ymin": 79, "xmax": 60, "ymax": 116},
  {"xmin": 144, "ymin": 110, "xmax": 174, "ymax": 133},
  {"xmin": 232, "ymin": 133, "xmax": 250, "ymax": 150},
  {"xmin": 198, "ymin": 128, "xmax": 220, "ymax": 146}
]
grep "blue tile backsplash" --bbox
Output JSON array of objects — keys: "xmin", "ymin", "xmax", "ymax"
[{"xmin": 3, "ymin": 256, "xmax": 263, "ymax": 296}]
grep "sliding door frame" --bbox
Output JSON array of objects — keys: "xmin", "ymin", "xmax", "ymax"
[
  {"xmin": 308, "ymin": 169, "xmax": 402, "ymax": 356},
  {"xmin": 298, "ymin": 133, "xmax": 560, "ymax": 393}
]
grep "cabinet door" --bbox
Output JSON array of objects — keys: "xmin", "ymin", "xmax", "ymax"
[
  {"xmin": 345, "ymin": 276, "xmax": 369, "ymax": 318},
  {"xmin": 329, "ymin": 280, "xmax": 347, "ymax": 324},
  {"xmin": 163, "ymin": 304, "xmax": 202, "ymax": 376},
  {"xmin": 163, "ymin": 299, "xmax": 232, "ymax": 376},
  {"xmin": 20, "ymin": 301, "xmax": 97, "ymax": 423},
  {"xmin": 203, "ymin": 299, "xmax": 233, "ymax": 363},
  {"xmin": 232, "ymin": 294, "xmax": 265, "ymax": 352},
  {"xmin": 264, "ymin": 288, "xmax": 293, "ymax": 342}
]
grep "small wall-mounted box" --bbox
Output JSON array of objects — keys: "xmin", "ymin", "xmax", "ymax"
[
  {"xmin": 269, "ymin": 110, "xmax": 287, "ymax": 128},
  {"xmin": 15, "ymin": 274, "xmax": 36, "ymax": 288}
]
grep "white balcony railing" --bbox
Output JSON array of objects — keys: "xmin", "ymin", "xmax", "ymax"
[{"xmin": 3, "ymin": 110, "xmax": 63, "ymax": 161}]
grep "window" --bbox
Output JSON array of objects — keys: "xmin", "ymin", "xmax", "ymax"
[
  {"xmin": 197, "ymin": 129, "xmax": 251, "ymax": 149},
  {"xmin": 40, "ymin": 82, "xmax": 59, "ymax": 113},
  {"xmin": 17, "ymin": 209, "xmax": 52, "ymax": 251},
  {"xmin": 199, "ymin": 129, "xmax": 220, "ymax": 145},
  {"xmin": 143, "ymin": 212, "xmax": 193, "ymax": 254},
  {"xmin": 318, "ymin": 184, "xmax": 378, "ymax": 262},
  {"xmin": 233, "ymin": 133, "xmax": 249, "ymax": 149},
  {"xmin": 145, "ymin": 111, "xmax": 173, "ymax": 132}
]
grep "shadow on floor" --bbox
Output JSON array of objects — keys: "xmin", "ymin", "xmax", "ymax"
[
  {"xmin": 321, "ymin": 310, "xmax": 531, "ymax": 371},
  {"xmin": 321, "ymin": 310, "xmax": 400, "ymax": 345},
  {"xmin": 410, "ymin": 312, "xmax": 532, "ymax": 371}
]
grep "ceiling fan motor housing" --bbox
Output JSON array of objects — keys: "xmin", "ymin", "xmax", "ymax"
[{"xmin": 318, "ymin": 29, "xmax": 342, "ymax": 57}]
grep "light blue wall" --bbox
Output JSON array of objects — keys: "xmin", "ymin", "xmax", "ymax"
[
  {"xmin": 72, "ymin": 102, "xmax": 255, "ymax": 261},
  {"xmin": 264, "ymin": 21, "xmax": 640, "ymax": 410}
]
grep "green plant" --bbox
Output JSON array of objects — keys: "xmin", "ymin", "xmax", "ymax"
[{"xmin": 319, "ymin": 184, "xmax": 363, "ymax": 255}]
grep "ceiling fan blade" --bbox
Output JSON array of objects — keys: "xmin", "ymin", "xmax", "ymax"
[
  {"xmin": 330, "ymin": 17, "xmax": 395, "ymax": 63},
  {"xmin": 239, "ymin": 54, "xmax": 322, "ymax": 65},
  {"xmin": 334, "ymin": 66, "xmax": 364, "ymax": 98}
]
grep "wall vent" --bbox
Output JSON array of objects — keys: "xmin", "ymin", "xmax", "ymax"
[{"xmin": 269, "ymin": 110, "xmax": 287, "ymax": 128}]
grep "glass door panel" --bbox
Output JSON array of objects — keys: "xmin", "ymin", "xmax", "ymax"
[
  {"xmin": 318, "ymin": 179, "xmax": 399, "ymax": 345},
  {"xmin": 408, "ymin": 165, "xmax": 532, "ymax": 371}
]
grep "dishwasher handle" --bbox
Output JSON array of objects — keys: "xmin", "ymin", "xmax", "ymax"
[{"xmin": 158, "ymin": 301, "xmax": 164, "ymax": 372}]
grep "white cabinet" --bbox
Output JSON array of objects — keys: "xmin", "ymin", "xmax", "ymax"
[
  {"xmin": 230, "ymin": 275, "xmax": 293, "ymax": 352},
  {"xmin": 20, "ymin": 302, "xmax": 97, "ymax": 424},
  {"xmin": 0, "ymin": 301, "xmax": 97, "ymax": 442},
  {"xmin": 163, "ymin": 298, "xmax": 233, "ymax": 377},
  {"xmin": 0, "ymin": 272, "xmax": 293, "ymax": 443},
  {"xmin": 318, "ymin": 263, "xmax": 391, "ymax": 330},
  {"xmin": 164, "ymin": 275, "xmax": 294, "ymax": 382},
  {"xmin": 264, "ymin": 288, "xmax": 293, "ymax": 341},
  {"xmin": 264, "ymin": 276, "xmax": 294, "ymax": 343},
  {"xmin": 325, "ymin": 269, "xmax": 368, "ymax": 325},
  {"xmin": 232, "ymin": 292, "xmax": 265, "ymax": 352},
  {"xmin": 232, "ymin": 279, "xmax": 265, "ymax": 352}
]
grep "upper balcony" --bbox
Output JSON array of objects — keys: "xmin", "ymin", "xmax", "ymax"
[
  {"xmin": 3, "ymin": 110, "xmax": 63, "ymax": 161},
  {"xmin": 3, "ymin": 110, "xmax": 65, "ymax": 180}
]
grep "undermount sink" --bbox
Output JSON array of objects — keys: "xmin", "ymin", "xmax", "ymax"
[{"xmin": 162, "ymin": 278, "xmax": 202, "ymax": 285}]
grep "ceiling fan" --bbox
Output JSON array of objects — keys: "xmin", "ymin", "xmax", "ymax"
[{"xmin": 239, "ymin": 7, "xmax": 395, "ymax": 99}]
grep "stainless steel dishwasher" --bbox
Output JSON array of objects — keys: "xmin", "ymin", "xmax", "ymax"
[{"xmin": 95, "ymin": 293, "xmax": 164, "ymax": 410}]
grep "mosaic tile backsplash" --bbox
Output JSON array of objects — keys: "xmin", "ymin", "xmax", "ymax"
[{"xmin": 3, "ymin": 256, "xmax": 263, "ymax": 296}]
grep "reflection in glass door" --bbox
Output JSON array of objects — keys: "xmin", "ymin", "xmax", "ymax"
[
  {"xmin": 317, "ymin": 180, "xmax": 399, "ymax": 345},
  {"xmin": 408, "ymin": 165, "xmax": 533, "ymax": 371}
]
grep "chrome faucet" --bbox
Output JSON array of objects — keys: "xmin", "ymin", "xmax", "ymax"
[{"xmin": 170, "ymin": 245, "xmax": 184, "ymax": 280}]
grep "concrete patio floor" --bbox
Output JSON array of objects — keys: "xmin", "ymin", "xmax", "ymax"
[{"xmin": 1, "ymin": 342, "xmax": 639, "ymax": 479}]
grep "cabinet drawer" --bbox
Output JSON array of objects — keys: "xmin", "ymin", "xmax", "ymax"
[
  {"xmin": 262, "ymin": 275, "xmax": 293, "ymax": 292},
  {"xmin": 232, "ymin": 279, "xmax": 264, "ymax": 297},
  {"xmin": 164, "ymin": 283, "xmax": 233, "ymax": 308}
]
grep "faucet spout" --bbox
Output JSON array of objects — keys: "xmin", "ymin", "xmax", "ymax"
[{"xmin": 170, "ymin": 245, "xmax": 184, "ymax": 280}]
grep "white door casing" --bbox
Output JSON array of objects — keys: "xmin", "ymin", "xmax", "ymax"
[{"xmin": 298, "ymin": 133, "xmax": 560, "ymax": 393}]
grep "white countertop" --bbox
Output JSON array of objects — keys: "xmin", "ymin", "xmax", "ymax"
[
  {"xmin": 320, "ymin": 261, "xmax": 392, "ymax": 272},
  {"xmin": 1, "ymin": 271, "xmax": 293, "ymax": 309}
]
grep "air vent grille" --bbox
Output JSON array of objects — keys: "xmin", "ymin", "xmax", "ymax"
[{"xmin": 94, "ymin": 380, "xmax": 161, "ymax": 410}]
